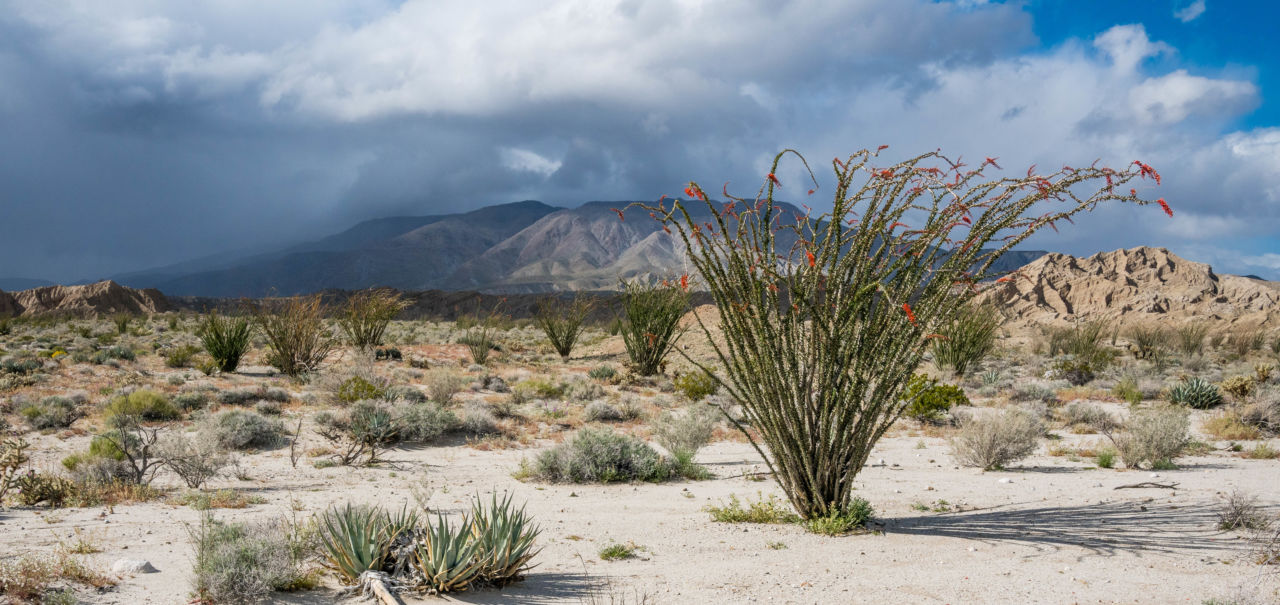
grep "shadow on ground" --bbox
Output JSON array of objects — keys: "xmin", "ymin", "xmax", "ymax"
[{"xmin": 889, "ymin": 499, "xmax": 1237, "ymax": 557}]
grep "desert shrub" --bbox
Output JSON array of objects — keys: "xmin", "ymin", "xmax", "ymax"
[
  {"xmin": 522, "ymin": 427, "xmax": 672, "ymax": 483},
  {"xmin": 0, "ymin": 438, "xmax": 31, "ymax": 503},
  {"xmin": 164, "ymin": 344, "xmax": 202, "ymax": 369},
  {"xmin": 1061, "ymin": 402, "xmax": 1119, "ymax": 433},
  {"xmin": 386, "ymin": 384, "xmax": 427, "ymax": 404},
  {"xmin": 398, "ymin": 403, "xmax": 460, "ymax": 442},
  {"xmin": 1126, "ymin": 324, "xmax": 1169, "ymax": 360},
  {"xmin": 1203, "ymin": 415, "xmax": 1261, "ymax": 440},
  {"xmin": 1217, "ymin": 491, "xmax": 1271, "ymax": 531},
  {"xmin": 254, "ymin": 401, "xmax": 281, "ymax": 416},
  {"xmin": 1103, "ymin": 405, "xmax": 1189, "ymax": 469},
  {"xmin": 91, "ymin": 346, "xmax": 135, "ymax": 364},
  {"xmin": 338, "ymin": 289, "xmax": 408, "ymax": 351},
  {"xmin": 198, "ymin": 311, "xmax": 253, "ymax": 373},
  {"xmin": 598, "ymin": 542, "xmax": 639, "ymax": 561},
  {"xmin": 326, "ymin": 376, "xmax": 386, "ymax": 407},
  {"xmin": 1226, "ymin": 328, "xmax": 1265, "ymax": 358},
  {"xmin": 314, "ymin": 401, "xmax": 401, "ymax": 466},
  {"xmin": 564, "ymin": 379, "xmax": 606, "ymax": 402},
  {"xmin": 588, "ymin": 365, "xmax": 618, "ymax": 381},
  {"xmin": 460, "ymin": 404, "xmax": 500, "ymax": 435},
  {"xmin": 673, "ymin": 370, "xmax": 718, "ymax": 401},
  {"xmin": 252, "ymin": 295, "xmax": 335, "ymax": 378},
  {"xmin": 189, "ymin": 513, "xmax": 316, "ymax": 604},
  {"xmin": 902, "ymin": 376, "xmax": 968, "ymax": 423},
  {"xmin": 0, "ymin": 550, "xmax": 114, "ymax": 601},
  {"xmin": 426, "ymin": 369, "xmax": 465, "ymax": 404},
  {"xmin": 950, "ymin": 408, "xmax": 1042, "ymax": 470},
  {"xmin": 1174, "ymin": 322, "xmax": 1209, "ymax": 356},
  {"xmin": 19, "ymin": 396, "xmax": 82, "ymax": 429},
  {"xmin": 205, "ymin": 410, "xmax": 285, "ymax": 451},
  {"xmin": 1112, "ymin": 376, "xmax": 1143, "ymax": 406},
  {"xmin": 583, "ymin": 400, "xmax": 624, "ymax": 422},
  {"xmin": 158, "ymin": 431, "xmax": 231, "ymax": 489},
  {"xmin": 459, "ymin": 309, "xmax": 501, "ymax": 366},
  {"xmin": 1220, "ymin": 375, "xmax": 1256, "ymax": 400},
  {"xmin": 88, "ymin": 423, "xmax": 164, "ymax": 485},
  {"xmin": 1168, "ymin": 377, "xmax": 1224, "ymax": 409},
  {"xmin": 930, "ymin": 302, "xmax": 1000, "ymax": 376},
  {"xmin": 535, "ymin": 295, "xmax": 595, "ymax": 362},
  {"xmin": 651, "ymin": 405, "xmax": 718, "ymax": 462},
  {"xmin": 1050, "ymin": 356, "xmax": 1100, "ymax": 387},
  {"xmin": 706, "ymin": 493, "xmax": 800, "ymax": 524},
  {"xmin": 15, "ymin": 472, "xmax": 74, "ymax": 507},
  {"xmin": 1010, "ymin": 381, "xmax": 1060, "ymax": 404},
  {"xmin": 218, "ymin": 386, "xmax": 291, "ymax": 406},
  {"xmin": 1238, "ymin": 398, "xmax": 1280, "ymax": 434},
  {"xmin": 619, "ymin": 280, "xmax": 687, "ymax": 376},
  {"xmin": 1095, "ymin": 448, "xmax": 1116, "ymax": 468},
  {"xmin": 104, "ymin": 390, "xmax": 180, "ymax": 423},
  {"xmin": 0, "ymin": 356, "xmax": 42, "ymax": 374},
  {"xmin": 511, "ymin": 378, "xmax": 564, "ymax": 403}
]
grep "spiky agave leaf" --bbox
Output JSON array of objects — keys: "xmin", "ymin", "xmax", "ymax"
[
  {"xmin": 414, "ymin": 514, "xmax": 481, "ymax": 593},
  {"xmin": 469, "ymin": 492, "xmax": 542, "ymax": 585},
  {"xmin": 318, "ymin": 503, "xmax": 388, "ymax": 584}
]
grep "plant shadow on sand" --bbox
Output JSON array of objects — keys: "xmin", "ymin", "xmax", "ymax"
[{"xmin": 889, "ymin": 499, "xmax": 1239, "ymax": 557}]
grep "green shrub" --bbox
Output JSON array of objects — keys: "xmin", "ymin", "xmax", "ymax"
[
  {"xmin": 511, "ymin": 378, "xmax": 564, "ymax": 403},
  {"xmin": 398, "ymin": 403, "xmax": 460, "ymax": 442},
  {"xmin": 1095, "ymin": 448, "xmax": 1116, "ymax": 468},
  {"xmin": 902, "ymin": 376, "xmax": 968, "ymax": 423},
  {"xmin": 425, "ymin": 369, "xmax": 465, "ymax": 404},
  {"xmin": 535, "ymin": 295, "xmax": 595, "ymax": 362},
  {"xmin": 521, "ymin": 427, "xmax": 672, "ymax": 483},
  {"xmin": 619, "ymin": 280, "xmax": 687, "ymax": 376},
  {"xmin": 338, "ymin": 289, "xmax": 408, "ymax": 351},
  {"xmin": 1168, "ymin": 377, "xmax": 1224, "ymax": 409},
  {"xmin": 336, "ymin": 376, "xmax": 387, "ymax": 405},
  {"xmin": 198, "ymin": 311, "xmax": 253, "ymax": 373},
  {"xmin": 930, "ymin": 303, "xmax": 1000, "ymax": 376},
  {"xmin": 314, "ymin": 402, "xmax": 401, "ymax": 466},
  {"xmin": 705, "ymin": 493, "xmax": 800, "ymax": 524},
  {"xmin": 950, "ymin": 408, "xmax": 1042, "ymax": 470},
  {"xmin": 673, "ymin": 370, "xmax": 718, "ymax": 401},
  {"xmin": 1174, "ymin": 322, "xmax": 1209, "ymax": 356},
  {"xmin": 598, "ymin": 542, "xmax": 639, "ymax": 561},
  {"xmin": 1126, "ymin": 324, "xmax": 1169, "ymax": 360},
  {"xmin": 157, "ymin": 432, "xmax": 230, "ymax": 489},
  {"xmin": 163, "ymin": 344, "xmax": 201, "ymax": 369},
  {"xmin": 588, "ymin": 365, "xmax": 618, "ymax": 381},
  {"xmin": 803, "ymin": 498, "xmax": 874, "ymax": 536},
  {"xmin": 217, "ymin": 386, "xmax": 290, "ymax": 406},
  {"xmin": 1112, "ymin": 376, "xmax": 1143, "ymax": 405},
  {"xmin": 19, "ymin": 396, "xmax": 83, "ymax": 429},
  {"xmin": 91, "ymin": 346, "xmax": 135, "ymax": 364},
  {"xmin": 103, "ymin": 390, "xmax": 180, "ymax": 424},
  {"xmin": 174, "ymin": 392, "xmax": 208, "ymax": 412},
  {"xmin": 205, "ymin": 410, "xmax": 285, "ymax": 451}
]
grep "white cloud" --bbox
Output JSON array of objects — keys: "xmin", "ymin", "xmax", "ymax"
[
  {"xmin": 1127, "ymin": 69, "xmax": 1256, "ymax": 125},
  {"xmin": 500, "ymin": 147, "xmax": 562, "ymax": 177},
  {"xmin": 1174, "ymin": 0, "xmax": 1207, "ymax": 23}
]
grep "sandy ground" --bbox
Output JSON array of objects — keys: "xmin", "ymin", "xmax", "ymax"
[{"xmin": 4, "ymin": 399, "xmax": 1278, "ymax": 605}]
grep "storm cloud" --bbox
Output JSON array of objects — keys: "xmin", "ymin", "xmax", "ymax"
[{"xmin": 0, "ymin": 0, "xmax": 1276, "ymax": 281}]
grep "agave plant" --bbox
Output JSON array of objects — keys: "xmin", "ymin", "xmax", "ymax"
[
  {"xmin": 1168, "ymin": 377, "xmax": 1224, "ymax": 409},
  {"xmin": 318, "ymin": 504, "xmax": 393, "ymax": 584},
  {"xmin": 469, "ymin": 492, "xmax": 542, "ymax": 585},
  {"xmin": 414, "ymin": 514, "xmax": 482, "ymax": 593}
]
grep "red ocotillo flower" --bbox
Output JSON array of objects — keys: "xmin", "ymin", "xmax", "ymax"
[
  {"xmin": 1134, "ymin": 161, "xmax": 1161, "ymax": 185},
  {"xmin": 767, "ymin": 173, "xmax": 781, "ymax": 187},
  {"xmin": 1157, "ymin": 198, "xmax": 1173, "ymax": 217},
  {"xmin": 611, "ymin": 208, "xmax": 625, "ymax": 222},
  {"xmin": 902, "ymin": 303, "xmax": 917, "ymax": 325},
  {"xmin": 680, "ymin": 274, "xmax": 689, "ymax": 290},
  {"xmin": 806, "ymin": 250, "xmax": 816, "ymax": 267},
  {"xmin": 984, "ymin": 157, "xmax": 1001, "ymax": 169}
]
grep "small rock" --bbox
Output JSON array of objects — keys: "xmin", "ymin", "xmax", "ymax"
[
  {"xmin": 1149, "ymin": 473, "xmax": 1160, "ymax": 478},
  {"xmin": 998, "ymin": 478, "xmax": 1012, "ymax": 484},
  {"xmin": 112, "ymin": 559, "xmax": 158, "ymax": 574}
]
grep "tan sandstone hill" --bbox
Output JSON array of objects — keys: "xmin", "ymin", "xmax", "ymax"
[
  {"xmin": 984, "ymin": 246, "xmax": 1280, "ymax": 328},
  {"xmin": 5, "ymin": 280, "xmax": 172, "ymax": 317}
]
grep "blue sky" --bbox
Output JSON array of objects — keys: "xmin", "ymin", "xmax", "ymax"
[{"xmin": 0, "ymin": 0, "xmax": 1277, "ymax": 281}]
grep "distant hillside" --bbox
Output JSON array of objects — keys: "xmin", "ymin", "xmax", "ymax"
[
  {"xmin": 1, "ymin": 280, "xmax": 171, "ymax": 317},
  {"xmin": 107, "ymin": 199, "xmax": 1049, "ymax": 296},
  {"xmin": 986, "ymin": 246, "xmax": 1280, "ymax": 327}
]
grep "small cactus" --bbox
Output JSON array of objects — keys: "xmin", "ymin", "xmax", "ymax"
[
  {"xmin": 1219, "ymin": 375, "xmax": 1256, "ymax": 400},
  {"xmin": 1168, "ymin": 377, "xmax": 1224, "ymax": 409}
]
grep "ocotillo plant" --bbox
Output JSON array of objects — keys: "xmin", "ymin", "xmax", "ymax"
[
  {"xmin": 338, "ymin": 288, "xmax": 409, "ymax": 352},
  {"xmin": 632, "ymin": 147, "xmax": 1166, "ymax": 521},
  {"xmin": 619, "ymin": 279, "xmax": 688, "ymax": 376},
  {"xmin": 534, "ymin": 294, "xmax": 595, "ymax": 362}
]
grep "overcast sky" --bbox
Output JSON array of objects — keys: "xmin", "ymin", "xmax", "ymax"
[{"xmin": 1, "ymin": 0, "xmax": 1278, "ymax": 282}]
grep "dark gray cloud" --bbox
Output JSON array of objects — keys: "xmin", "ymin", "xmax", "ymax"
[{"xmin": 0, "ymin": 1, "xmax": 1275, "ymax": 282}]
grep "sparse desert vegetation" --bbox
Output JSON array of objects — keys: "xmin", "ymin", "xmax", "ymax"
[{"xmin": 1, "ymin": 164, "xmax": 1279, "ymax": 604}]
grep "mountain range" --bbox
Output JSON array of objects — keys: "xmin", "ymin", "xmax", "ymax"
[{"xmin": 6, "ymin": 200, "xmax": 1048, "ymax": 297}]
